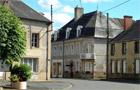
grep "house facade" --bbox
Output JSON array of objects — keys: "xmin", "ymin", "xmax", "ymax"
[
  {"xmin": 0, "ymin": 0, "xmax": 52, "ymax": 81},
  {"xmin": 51, "ymin": 7, "xmax": 124, "ymax": 79},
  {"xmin": 108, "ymin": 20, "xmax": 140, "ymax": 80}
]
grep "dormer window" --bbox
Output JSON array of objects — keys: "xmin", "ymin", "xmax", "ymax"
[
  {"xmin": 65, "ymin": 28, "xmax": 72, "ymax": 39},
  {"xmin": 76, "ymin": 25, "xmax": 83, "ymax": 37},
  {"xmin": 54, "ymin": 31, "xmax": 59, "ymax": 41}
]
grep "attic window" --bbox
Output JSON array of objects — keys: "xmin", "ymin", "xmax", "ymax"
[
  {"xmin": 65, "ymin": 28, "xmax": 72, "ymax": 39},
  {"xmin": 77, "ymin": 25, "xmax": 83, "ymax": 37},
  {"xmin": 54, "ymin": 31, "xmax": 59, "ymax": 41}
]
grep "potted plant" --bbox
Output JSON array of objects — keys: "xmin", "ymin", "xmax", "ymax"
[
  {"xmin": 9, "ymin": 74, "xmax": 19, "ymax": 88},
  {"xmin": 10, "ymin": 64, "xmax": 32, "ymax": 89}
]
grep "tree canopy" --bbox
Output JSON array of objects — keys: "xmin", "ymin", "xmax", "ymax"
[{"xmin": 0, "ymin": 5, "xmax": 26, "ymax": 65}]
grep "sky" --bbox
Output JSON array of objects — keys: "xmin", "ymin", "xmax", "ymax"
[{"xmin": 22, "ymin": 0, "xmax": 140, "ymax": 31}]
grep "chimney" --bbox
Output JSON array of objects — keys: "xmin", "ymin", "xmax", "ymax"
[
  {"xmin": 74, "ymin": 7, "xmax": 84, "ymax": 21},
  {"xmin": 124, "ymin": 16, "xmax": 133, "ymax": 30}
]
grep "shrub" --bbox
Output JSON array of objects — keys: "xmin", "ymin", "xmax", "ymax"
[{"xmin": 11, "ymin": 64, "xmax": 32, "ymax": 81}]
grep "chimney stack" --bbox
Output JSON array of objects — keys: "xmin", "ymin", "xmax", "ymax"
[
  {"xmin": 74, "ymin": 7, "xmax": 84, "ymax": 21},
  {"xmin": 124, "ymin": 16, "xmax": 133, "ymax": 30}
]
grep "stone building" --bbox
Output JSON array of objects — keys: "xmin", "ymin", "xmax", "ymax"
[
  {"xmin": 51, "ymin": 7, "xmax": 124, "ymax": 79},
  {"xmin": 0, "ymin": 0, "xmax": 52, "ymax": 81},
  {"xmin": 108, "ymin": 20, "xmax": 140, "ymax": 80}
]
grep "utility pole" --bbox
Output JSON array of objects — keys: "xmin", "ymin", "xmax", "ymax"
[
  {"xmin": 46, "ymin": 5, "xmax": 53, "ymax": 80},
  {"xmin": 106, "ymin": 13, "xmax": 109, "ymax": 79},
  {"xmin": 50, "ymin": 5, "xmax": 53, "ymax": 30}
]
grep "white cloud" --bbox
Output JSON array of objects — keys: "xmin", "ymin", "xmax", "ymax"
[
  {"xmin": 63, "ymin": 5, "xmax": 74, "ymax": 14},
  {"xmin": 38, "ymin": 0, "xmax": 61, "ymax": 9},
  {"xmin": 44, "ymin": 12, "xmax": 73, "ymax": 30},
  {"xmin": 44, "ymin": 12, "xmax": 72, "ymax": 24},
  {"xmin": 83, "ymin": 0, "xmax": 112, "ymax": 3}
]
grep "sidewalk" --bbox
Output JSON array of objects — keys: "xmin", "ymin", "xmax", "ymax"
[{"xmin": 0, "ymin": 80, "xmax": 72, "ymax": 90}]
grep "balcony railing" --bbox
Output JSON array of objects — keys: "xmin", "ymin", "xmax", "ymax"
[{"xmin": 80, "ymin": 53, "xmax": 96, "ymax": 59}]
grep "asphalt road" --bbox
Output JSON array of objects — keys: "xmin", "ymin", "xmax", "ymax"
[{"xmin": 53, "ymin": 78, "xmax": 140, "ymax": 90}]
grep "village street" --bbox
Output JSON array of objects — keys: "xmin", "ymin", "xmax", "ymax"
[
  {"xmin": 53, "ymin": 78, "xmax": 140, "ymax": 90},
  {"xmin": 0, "ymin": 78, "xmax": 140, "ymax": 90}
]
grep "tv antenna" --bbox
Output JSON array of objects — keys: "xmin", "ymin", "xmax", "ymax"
[{"xmin": 79, "ymin": 0, "xmax": 82, "ymax": 7}]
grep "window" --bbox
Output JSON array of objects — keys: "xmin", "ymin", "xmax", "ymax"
[
  {"xmin": 54, "ymin": 31, "xmax": 59, "ymax": 41},
  {"xmin": 135, "ymin": 59, "xmax": 140, "ymax": 74},
  {"xmin": 134, "ymin": 41, "xmax": 139, "ymax": 54},
  {"xmin": 76, "ymin": 25, "xmax": 83, "ymax": 37},
  {"xmin": 111, "ymin": 44, "xmax": 115, "ymax": 56},
  {"xmin": 85, "ymin": 62, "xmax": 92, "ymax": 72},
  {"xmin": 65, "ymin": 28, "xmax": 72, "ymax": 39},
  {"xmin": 122, "ymin": 60, "xmax": 126, "ymax": 73},
  {"xmin": 122, "ymin": 43, "xmax": 127, "ymax": 55},
  {"xmin": 32, "ymin": 33, "xmax": 39, "ymax": 48},
  {"xmin": 22, "ymin": 58, "xmax": 38, "ymax": 72}
]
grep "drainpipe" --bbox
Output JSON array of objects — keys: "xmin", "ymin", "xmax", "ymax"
[{"xmin": 62, "ymin": 40, "xmax": 65, "ymax": 78}]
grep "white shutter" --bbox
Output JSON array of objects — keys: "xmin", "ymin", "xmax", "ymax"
[
  {"xmin": 112, "ymin": 61, "xmax": 115, "ymax": 73},
  {"xmin": 117, "ymin": 61, "xmax": 121, "ymax": 73},
  {"xmin": 136, "ymin": 60, "xmax": 140, "ymax": 74},
  {"xmin": 123, "ymin": 60, "xmax": 126, "ymax": 73}
]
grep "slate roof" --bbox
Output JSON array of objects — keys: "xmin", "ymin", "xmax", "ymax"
[
  {"xmin": 111, "ymin": 20, "xmax": 140, "ymax": 43},
  {"xmin": 0, "ymin": 0, "xmax": 51, "ymax": 24},
  {"xmin": 52, "ymin": 11, "xmax": 124, "ymax": 42}
]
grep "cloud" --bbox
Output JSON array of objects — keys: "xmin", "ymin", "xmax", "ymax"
[
  {"xmin": 44, "ymin": 12, "xmax": 72, "ymax": 24},
  {"xmin": 83, "ymin": 0, "xmax": 112, "ymax": 3},
  {"xmin": 44, "ymin": 12, "xmax": 73, "ymax": 30},
  {"xmin": 63, "ymin": 5, "xmax": 74, "ymax": 14},
  {"xmin": 38, "ymin": 0, "xmax": 61, "ymax": 9}
]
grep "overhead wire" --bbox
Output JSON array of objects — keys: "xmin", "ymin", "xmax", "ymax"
[{"xmin": 103, "ymin": 0, "xmax": 131, "ymax": 13}]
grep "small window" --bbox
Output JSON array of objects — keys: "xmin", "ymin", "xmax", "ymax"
[
  {"xmin": 122, "ymin": 43, "xmax": 127, "ymax": 55},
  {"xmin": 54, "ymin": 31, "xmax": 59, "ymax": 41},
  {"xmin": 65, "ymin": 28, "xmax": 72, "ymax": 39},
  {"xmin": 134, "ymin": 41, "xmax": 139, "ymax": 54},
  {"xmin": 76, "ymin": 25, "xmax": 83, "ymax": 37},
  {"xmin": 32, "ymin": 33, "xmax": 39, "ymax": 48},
  {"xmin": 111, "ymin": 44, "xmax": 115, "ymax": 56}
]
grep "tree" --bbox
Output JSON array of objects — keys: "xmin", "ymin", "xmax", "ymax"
[{"xmin": 0, "ymin": 5, "xmax": 26, "ymax": 66}]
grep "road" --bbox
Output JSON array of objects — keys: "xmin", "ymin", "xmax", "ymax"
[{"xmin": 53, "ymin": 78, "xmax": 140, "ymax": 90}]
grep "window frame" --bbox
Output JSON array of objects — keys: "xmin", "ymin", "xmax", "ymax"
[
  {"xmin": 31, "ymin": 33, "xmax": 39, "ymax": 48},
  {"xmin": 22, "ymin": 58, "xmax": 38, "ymax": 73},
  {"xmin": 122, "ymin": 43, "xmax": 127, "ymax": 55},
  {"xmin": 134, "ymin": 41, "xmax": 139, "ymax": 54},
  {"xmin": 111, "ymin": 44, "xmax": 115, "ymax": 56}
]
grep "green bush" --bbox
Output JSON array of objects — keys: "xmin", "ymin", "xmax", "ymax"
[{"xmin": 11, "ymin": 64, "xmax": 32, "ymax": 81}]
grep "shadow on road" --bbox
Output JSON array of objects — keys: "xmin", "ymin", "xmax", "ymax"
[{"xmin": 99, "ymin": 79, "xmax": 140, "ymax": 84}]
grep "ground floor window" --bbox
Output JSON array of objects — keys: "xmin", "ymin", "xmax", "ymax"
[
  {"xmin": 135, "ymin": 59, "xmax": 140, "ymax": 74},
  {"xmin": 52, "ymin": 63, "xmax": 57, "ymax": 75},
  {"xmin": 22, "ymin": 58, "xmax": 38, "ymax": 73},
  {"xmin": 75, "ymin": 61, "xmax": 80, "ymax": 72},
  {"xmin": 52, "ymin": 62, "xmax": 62, "ymax": 76},
  {"xmin": 85, "ymin": 61, "xmax": 92, "ymax": 72}
]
